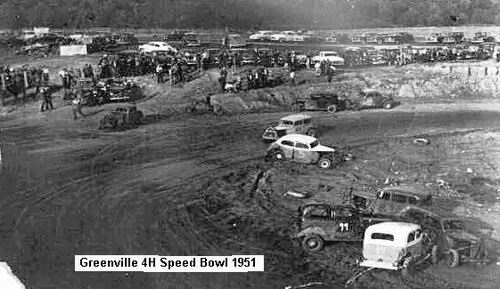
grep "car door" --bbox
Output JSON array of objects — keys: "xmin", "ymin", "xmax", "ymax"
[
  {"xmin": 293, "ymin": 142, "xmax": 316, "ymax": 164},
  {"xmin": 332, "ymin": 207, "xmax": 358, "ymax": 240}
]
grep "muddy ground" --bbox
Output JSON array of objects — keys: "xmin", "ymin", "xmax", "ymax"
[{"xmin": 1, "ymin": 57, "xmax": 500, "ymax": 289}]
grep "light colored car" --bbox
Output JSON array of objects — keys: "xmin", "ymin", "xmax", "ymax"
[
  {"xmin": 311, "ymin": 51, "xmax": 345, "ymax": 66},
  {"xmin": 360, "ymin": 222, "xmax": 435, "ymax": 274},
  {"xmin": 248, "ymin": 30, "xmax": 275, "ymax": 42},
  {"xmin": 270, "ymin": 31, "xmax": 304, "ymax": 42},
  {"xmin": 138, "ymin": 41, "xmax": 177, "ymax": 53},
  {"xmin": 265, "ymin": 134, "xmax": 342, "ymax": 169},
  {"xmin": 262, "ymin": 114, "xmax": 316, "ymax": 142}
]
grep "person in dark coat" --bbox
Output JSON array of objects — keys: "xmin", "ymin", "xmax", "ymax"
[{"xmin": 40, "ymin": 86, "xmax": 53, "ymax": 112}]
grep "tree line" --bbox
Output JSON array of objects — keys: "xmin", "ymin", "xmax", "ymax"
[{"xmin": 0, "ymin": 0, "xmax": 499, "ymax": 30}]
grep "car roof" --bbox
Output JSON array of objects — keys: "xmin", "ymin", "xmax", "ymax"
[
  {"xmin": 279, "ymin": 134, "xmax": 317, "ymax": 144},
  {"xmin": 381, "ymin": 185, "xmax": 432, "ymax": 197},
  {"xmin": 367, "ymin": 222, "xmax": 421, "ymax": 235},
  {"xmin": 280, "ymin": 114, "xmax": 312, "ymax": 122}
]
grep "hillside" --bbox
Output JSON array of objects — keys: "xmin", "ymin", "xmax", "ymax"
[{"xmin": 0, "ymin": 0, "xmax": 499, "ymax": 30}]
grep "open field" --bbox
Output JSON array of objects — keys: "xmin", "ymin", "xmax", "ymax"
[{"xmin": 2, "ymin": 51, "xmax": 500, "ymax": 289}]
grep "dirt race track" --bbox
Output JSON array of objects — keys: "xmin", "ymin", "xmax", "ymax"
[{"xmin": 1, "ymin": 95, "xmax": 500, "ymax": 289}]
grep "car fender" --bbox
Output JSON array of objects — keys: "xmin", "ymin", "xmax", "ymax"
[{"xmin": 296, "ymin": 227, "xmax": 327, "ymax": 239}]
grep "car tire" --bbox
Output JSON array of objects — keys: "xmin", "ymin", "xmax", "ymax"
[
  {"xmin": 327, "ymin": 105, "xmax": 338, "ymax": 114},
  {"xmin": 302, "ymin": 235, "xmax": 324, "ymax": 252},
  {"xmin": 273, "ymin": 151, "xmax": 285, "ymax": 165},
  {"xmin": 383, "ymin": 101, "xmax": 393, "ymax": 109},
  {"xmin": 317, "ymin": 157, "xmax": 332, "ymax": 169},
  {"xmin": 431, "ymin": 245, "xmax": 439, "ymax": 265},
  {"xmin": 401, "ymin": 256, "xmax": 413, "ymax": 277},
  {"xmin": 445, "ymin": 249, "xmax": 460, "ymax": 268}
]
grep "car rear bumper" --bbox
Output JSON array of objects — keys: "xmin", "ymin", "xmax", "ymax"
[{"xmin": 360, "ymin": 260, "xmax": 399, "ymax": 270}]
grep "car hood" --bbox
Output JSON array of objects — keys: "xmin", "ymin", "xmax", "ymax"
[
  {"xmin": 311, "ymin": 145, "xmax": 335, "ymax": 152},
  {"xmin": 446, "ymin": 229, "xmax": 481, "ymax": 243}
]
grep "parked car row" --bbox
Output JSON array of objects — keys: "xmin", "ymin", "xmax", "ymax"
[{"xmin": 248, "ymin": 30, "xmax": 496, "ymax": 45}]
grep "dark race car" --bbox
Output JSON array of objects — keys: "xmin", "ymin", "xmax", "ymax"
[{"xmin": 292, "ymin": 203, "xmax": 391, "ymax": 252}]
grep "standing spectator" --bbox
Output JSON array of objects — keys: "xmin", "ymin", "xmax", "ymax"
[
  {"xmin": 289, "ymin": 66, "xmax": 296, "ymax": 86},
  {"xmin": 326, "ymin": 63, "xmax": 335, "ymax": 83},
  {"xmin": 72, "ymin": 91, "xmax": 86, "ymax": 120},
  {"xmin": 156, "ymin": 64, "xmax": 164, "ymax": 84},
  {"xmin": 314, "ymin": 61, "xmax": 321, "ymax": 77},
  {"xmin": 219, "ymin": 68, "xmax": 228, "ymax": 92}
]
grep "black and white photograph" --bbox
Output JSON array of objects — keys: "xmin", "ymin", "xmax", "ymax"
[{"xmin": 1, "ymin": 0, "xmax": 500, "ymax": 288}]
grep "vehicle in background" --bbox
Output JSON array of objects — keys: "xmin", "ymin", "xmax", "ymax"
[
  {"xmin": 299, "ymin": 30, "xmax": 324, "ymax": 43},
  {"xmin": 99, "ymin": 105, "xmax": 144, "ymax": 131},
  {"xmin": 360, "ymin": 222, "xmax": 436, "ymax": 275},
  {"xmin": 248, "ymin": 30, "xmax": 276, "ymax": 42},
  {"xmin": 472, "ymin": 32, "xmax": 495, "ymax": 44},
  {"xmin": 326, "ymin": 33, "xmax": 350, "ymax": 44},
  {"xmin": 163, "ymin": 30, "xmax": 189, "ymax": 42},
  {"xmin": 205, "ymin": 48, "xmax": 221, "ymax": 66},
  {"xmin": 230, "ymin": 48, "xmax": 256, "ymax": 65},
  {"xmin": 293, "ymin": 203, "xmax": 392, "ymax": 252},
  {"xmin": 350, "ymin": 34, "xmax": 364, "ymax": 43},
  {"xmin": 265, "ymin": 134, "xmax": 344, "ymax": 169},
  {"xmin": 223, "ymin": 33, "xmax": 247, "ymax": 48},
  {"xmin": 270, "ymin": 31, "xmax": 304, "ymax": 42},
  {"xmin": 397, "ymin": 207, "xmax": 492, "ymax": 268},
  {"xmin": 138, "ymin": 41, "xmax": 177, "ymax": 54},
  {"xmin": 387, "ymin": 32, "xmax": 414, "ymax": 44},
  {"xmin": 183, "ymin": 32, "xmax": 202, "ymax": 47},
  {"xmin": 352, "ymin": 185, "xmax": 432, "ymax": 216},
  {"xmin": 356, "ymin": 89, "xmax": 397, "ymax": 110},
  {"xmin": 423, "ymin": 35, "xmax": 439, "ymax": 44},
  {"xmin": 311, "ymin": 51, "xmax": 345, "ymax": 66},
  {"xmin": 292, "ymin": 93, "xmax": 344, "ymax": 113},
  {"xmin": 363, "ymin": 33, "xmax": 380, "ymax": 44},
  {"xmin": 262, "ymin": 114, "xmax": 316, "ymax": 142}
]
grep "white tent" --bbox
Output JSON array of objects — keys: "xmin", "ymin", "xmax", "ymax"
[{"xmin": 0, "ymin": 263, "xmax": 26, "ymax": 289}]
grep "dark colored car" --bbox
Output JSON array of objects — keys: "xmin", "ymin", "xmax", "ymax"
[
  {"xmin": 292, "ymin": 93, "xmax": 344, "ymax": 113},
  {"xmin": 397, "ymin": 207, "xmax": 491, "ymax": 267},
  {"xmin": 99, "ymin": 105, "xmax": 144, "ymax": 131},
  {"xmin": 356, "ymin": 90, "xmax": 397, "ymax": 110},
  {"xmin": 293, "ymin": 203, "xmax": 391, "ymax": 252}
]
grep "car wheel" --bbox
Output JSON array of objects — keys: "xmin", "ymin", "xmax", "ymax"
[
  {"xmin": 327, "ymin": 104, "xmax": 338, "ymax": 113},
  {"xmin": 317, "ymin": 157, "xmax": 332, "ymax": 169},
  {"xmin": 302, "ymin": 235, "xmax": 324, "ymax": 252},
  {"xmin": 445, "ymin": 249, "xmax": 460, "ymax": 268},
  {"xmin": 273, "ymin": 151, "xmax": 285, "ymax": 165},
  {"xmin": 383, "ymin": 101, "xmax": 393, "ymax": 109},
  {"xmin": 401, "ymin": 256, "xmax": 413, "ymax": 277}
]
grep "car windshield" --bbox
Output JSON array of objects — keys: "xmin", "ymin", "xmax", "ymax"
[
  {"xmin": 310, "ymin": 140, "xmax": 319, "ymax": 148},
  {"xmin": 442, "ymin": 219, "xmax": 465, "ymax": 230}
]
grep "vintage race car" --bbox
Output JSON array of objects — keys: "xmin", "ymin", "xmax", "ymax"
[
  {"xmin": 396, "ymin": 207, "xmax": 492, "ymax": 267},
  {"xmin": 293, "ymin": 203, "xmax": 392, "ymax": 252},
  {"xmin": 265, "ymin": 134, "xmax": 344, "ymax": 169}
]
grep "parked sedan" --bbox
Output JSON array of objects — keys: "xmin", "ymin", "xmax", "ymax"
[
  {"xmin": 265, "ymin": 134, "xmax": 343, "ymax": 169},
  {"xmin": 138, "ymin": 41, "xmax": 177, "ymax": 53},
  {"xmin": 270, "ymin": 31, "xmax": 304, "ymax": 42},
  {"xmin": 248, "ymin": 30, "xmax": 276, "ymax": 42}
]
